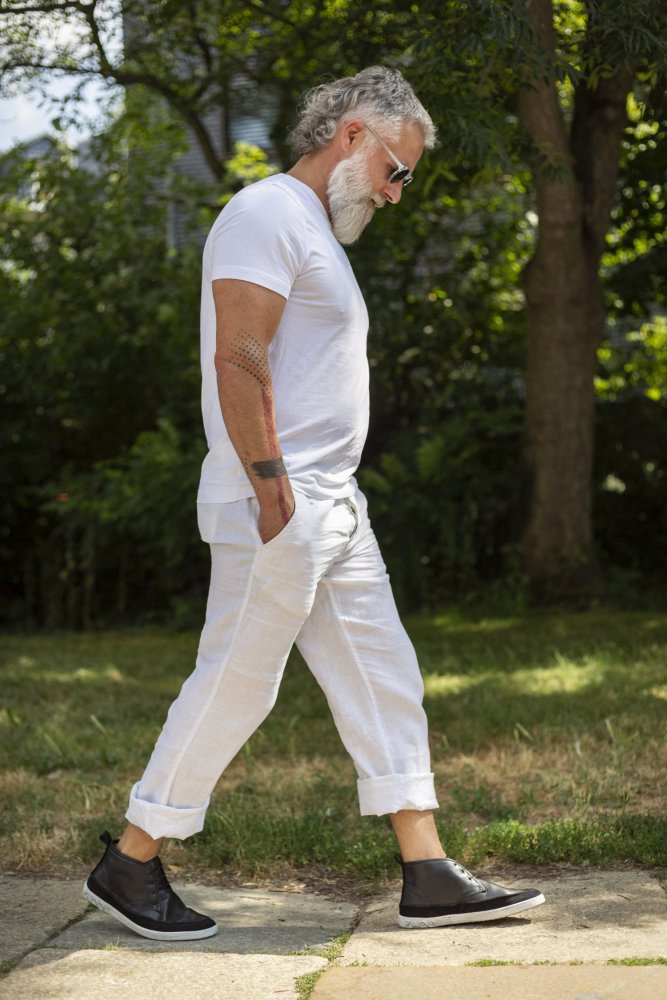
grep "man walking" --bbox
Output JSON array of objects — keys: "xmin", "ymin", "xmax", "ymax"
[{"xmin": 84, "ymin": 66, "xmax": 545, "ymax": 939}]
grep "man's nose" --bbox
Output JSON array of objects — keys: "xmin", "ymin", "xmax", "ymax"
[{"xmin": 382, "ymin": 180, "xmax": 403, "ymax": 205}]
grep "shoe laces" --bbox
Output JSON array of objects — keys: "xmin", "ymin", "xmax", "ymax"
[
  {"xmin": 452, "ymin": 860, "xmax": 484, "ymax": 892},
  {"xmin": 149, "ymin": 856, "xmax": 171, "ymax": 894}
]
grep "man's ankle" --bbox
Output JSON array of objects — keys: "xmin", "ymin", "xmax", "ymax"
[
  {"xmin": 117, "ymin": 824, "xmax": 163, "ymax": 863},
  {"xmin": 390, "ymin": 809, "xmax": 447, "ymax": 862}
]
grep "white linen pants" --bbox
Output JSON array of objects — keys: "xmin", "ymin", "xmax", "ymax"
[{"xmin": 126, "ymin": 484, "xmax": 438, "ymax": 839}]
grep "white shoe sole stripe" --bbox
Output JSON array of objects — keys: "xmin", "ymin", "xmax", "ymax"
[
  {"xmin": 82, "ymin": 881, "xmax": 219, "ymax": 940},
  {"xmin": 398, "ymin": 892, "xmax": 546, "ymax": 928}
]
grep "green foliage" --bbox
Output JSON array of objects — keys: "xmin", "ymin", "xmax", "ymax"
[
  {"xmin": 593, "ymin": 84, "xmax": 667, "ymax": 582},
  {"xmin": 0, "ymin": 126, "xmax": 292, "ymax": 627},
  {"xmin": 351, "ymin": 174, "xmax": 532, "ymax": 607},
  {"xmin": 222, "ymin": 140, "xmax": 279, "ymax": 190},
  {"xmin": 1, "ymin": 2, "xmax": 667, "ymax": 621},
  {"xmin": 0, "ymin": 126, "xmax": 206, "ymax": 626}
]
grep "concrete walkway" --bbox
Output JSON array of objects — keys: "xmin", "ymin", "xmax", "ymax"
[{"xmin": 0, "ymin": 868, "xmax": 665, "ymax": 999}]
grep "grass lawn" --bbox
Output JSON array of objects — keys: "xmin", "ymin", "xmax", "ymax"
[{"xmin": 1, "ymin": 609, "xmax": 666, "ymax": 889}]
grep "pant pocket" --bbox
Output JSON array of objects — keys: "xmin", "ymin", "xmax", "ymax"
[
  {"xmin": 254, "ymin": 491, "xmax": 302, "ymax": 551},
  {"xmin": 250, "ymin": 493, "xmax": 318, "ymax": 615}
]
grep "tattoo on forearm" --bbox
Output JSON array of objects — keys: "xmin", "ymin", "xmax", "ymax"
[
  {"xmin": 251, "ymin": 458, "xmax": 287, "ymax": 479},
  {"xmin": 220, "ymin": 330, "xmax": 291, "ymax": 523},
  {"xmin": 223, "ymin": 331, "xmax": 272, "ymax": 390}
]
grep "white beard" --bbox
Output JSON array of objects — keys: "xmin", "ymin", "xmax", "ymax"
[{"xmin": 327, "ymin": 152, "xmax": 384, "ymax": 245}]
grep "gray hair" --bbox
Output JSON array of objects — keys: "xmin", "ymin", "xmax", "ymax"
[{"xmin": 288, "ymin": 66, "xmax": 437, "ymax": 156}]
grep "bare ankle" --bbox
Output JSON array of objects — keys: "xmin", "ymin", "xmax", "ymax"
[
  {"xmin": 117, "ymin": 823, "xmax": 163, "ymax": 863},
  {"xmin": 390, "ymin": 809, "xmax": 447, "ymax": 863}
]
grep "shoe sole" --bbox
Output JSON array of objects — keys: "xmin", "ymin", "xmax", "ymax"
[
  {"xmin": 82, "ymin": 881, "xmax": 219, "ymax": 941},
  {"xmin": 398, "ymin": 892, "xmax": 546, "ymax": 928}
]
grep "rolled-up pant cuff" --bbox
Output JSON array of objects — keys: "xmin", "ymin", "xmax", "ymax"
[
  {"xmin": 125, "ymin": 782, "xmax": 210, "ymax": 840},
  {"xmin": 357, "ymin": 772, "xmax": 438, "ymax": 816}
]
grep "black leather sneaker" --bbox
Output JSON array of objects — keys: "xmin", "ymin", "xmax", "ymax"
[
  {"xmin": 82, "ymin": 831, "xmax": 218, "ymax": 940},
  {"xmin": 397, "ymin": 855, "xmax": 545, "ymax": 928}
]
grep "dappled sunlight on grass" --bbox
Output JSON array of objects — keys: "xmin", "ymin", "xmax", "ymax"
[
  {"xmin": 425, "ymin": 659, "xmax": 610, "ymax": 698},
  {"xmin": 1, "ymin": 611, "xmax": 666, "ymax": 878},
  {"xmin": 499, "ymin": 658, "xmax": 609, "ymax": 694},
  {"xmin": 423, "ymin": 674, "xmax": 472, "ymax": 696},
  {"xmin": 427, "ymin": 615, "xmax": 523, "ymax": 633},
  {"xmin": 7, "ymin": 664, "xmax": 127, "ymax": 686}
]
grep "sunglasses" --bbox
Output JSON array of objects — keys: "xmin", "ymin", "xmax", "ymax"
[{"xmin": 364, "ymin": 123, "xmax": 414, "ymax": 187}]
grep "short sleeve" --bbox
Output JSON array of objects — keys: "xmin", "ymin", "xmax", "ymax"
[{"xmin": 209, "ymin": 183, "xmax": 305, "ymax": 300}]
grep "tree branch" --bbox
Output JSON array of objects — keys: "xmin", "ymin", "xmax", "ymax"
[
  {"xmin": 516, "ymin": 0, "xmax": 580, "ymax": 226},
  {"xmin": 186, "ymin": 0, "xmax": 214, "ymax": 75},
  {"xmin": 241, "ymin": 0, "xmax": 300, "ymax": 32},
  {"xmin": 109, "ymin": 66, "xmax": 225, "ymax": 180},
  {"xmin": 0, "ymin": 2, "xmax": 77, "ymax": 13},
  {"xmin": 4, "ymin": 0, "xmax": 225, "ymax": 180},
  {"xmin": 3, "ymin": 47, "xmax": 225, "ymax": 179},
  {"xmin": 79, "ymin": 0, "xmax": 114, "ymax": 76},
  {"xmin": 570, "ymin": 69, "xmax": 633, "ymax": 259}
]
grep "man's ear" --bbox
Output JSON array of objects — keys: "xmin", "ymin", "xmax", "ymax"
[{"xmin": 340, "ymin": 118, "xmax": 365, "ymax": 154}]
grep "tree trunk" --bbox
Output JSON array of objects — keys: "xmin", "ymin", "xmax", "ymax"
[
  {"xmin": 517, "ymin": 0, "xmax": 632, "ymax": 601},
  {"xmin": 522, "ymin": 221, "xmax": 602, "ymax": 599}
]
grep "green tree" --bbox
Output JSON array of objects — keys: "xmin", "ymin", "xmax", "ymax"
[
  {"xmin": 2, "ymin": 0, "xmax": 666, "ymax": 607},
  {"xmin": 0, "ymin": 125, "xmax": 206, "ymax": 626},
  {"xmin": 406, "ymin": 0, "xmax": 667, "ymax": 599},
  {"xmin": 593, "ymin": 90, "xmax": 667, "ymax": 586}
]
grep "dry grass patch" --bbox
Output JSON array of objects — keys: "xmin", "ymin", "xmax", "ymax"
[
  {"xmin": 433, "ymin": 736, "xmax": 667, "ymax": 825},
  {"xmin": 1, "ymin": 611, "xmax": 665, "ymax": 879}
]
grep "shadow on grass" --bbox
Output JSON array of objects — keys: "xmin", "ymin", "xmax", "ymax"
[
  {"xmin": 1, "ymin": 612, "xmax": 666, "ymax": 876},
  {"xmin": 1, "ymin": 610, "xmax": 666, "ymax": 768}
]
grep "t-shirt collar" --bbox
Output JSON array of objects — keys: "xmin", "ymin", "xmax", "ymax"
[{"xmin": 277, "ymin": 173, "xmax": 330, "ymax": 226}]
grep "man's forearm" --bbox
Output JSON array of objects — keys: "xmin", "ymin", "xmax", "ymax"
[{"xmin": 214, "ymin": 330, "xmax": 293, "ymax": 527}]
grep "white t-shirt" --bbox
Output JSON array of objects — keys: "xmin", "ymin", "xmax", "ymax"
[{"xmin": 197, "ymin": 173, "xmax": 370, "ymax": 503}]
